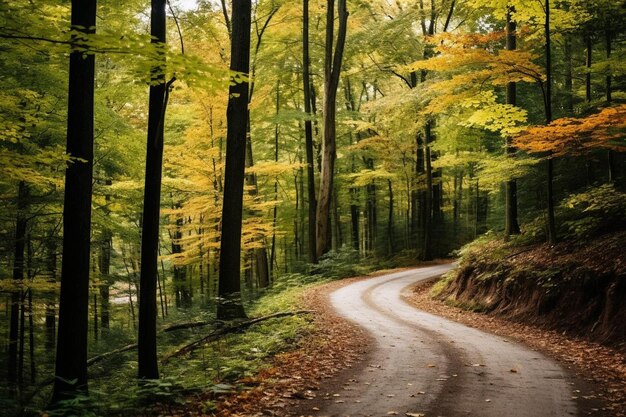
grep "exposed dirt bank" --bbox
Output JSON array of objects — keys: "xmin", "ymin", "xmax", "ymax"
[{"xmin": 440, "ymin": 231, "xmax": 626, "ymax": 350}]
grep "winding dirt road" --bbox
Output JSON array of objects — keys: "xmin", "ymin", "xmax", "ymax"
[{"xmin": 303, "ymin": 265, "xmax": 597, "ymax": 417}]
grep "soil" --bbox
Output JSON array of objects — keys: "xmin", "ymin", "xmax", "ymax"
[{"xmin": 443, "ymin": 232, "xmax": 626, "ymax": 349}]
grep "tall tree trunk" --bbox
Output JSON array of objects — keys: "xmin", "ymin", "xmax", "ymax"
[
  {"xmin": 545, "ymin": 0, "xmax": 557, "ymax": 245},
  {"xmin": 98, "ymin": 230, "xmax": 111, "ymax": 330},
  {"xmin": 99, "ymin": 179, "xmax": 112, "ymax": 330},
  {"xmin": 270, "ymin": 82, "xmax": 280, "ymax": 280},
  {"xmin": 52, "ymin": 0, "xmax": 97, "ymax": 402},
  {"xmin": 415, "ymin": 132, "xmax": 425, "ymax": 248},
  {"xmin": 586, "ymin": 34, "xmax": 592, "ymax": 103},
  {"xmin": 332, "ymin": 186, "xmax": 342, "ymax": 249},
  {"xmin": 138, "ymin": 0, "xmax": 168, "ymax": 381},
  {"xmin": 243, "ymin": 128, "xmax": 270, "ymax": 289},
  {"xmin": 387, "ymin": 179, "xmax": 394, "ymax": 255},
  {"xmin": 605, "ymin": 32, "xmax": 614, "ymax": 183},
  {"xmin": 45, "ymin": 231, "xmax": 57, "ymax": 351},
  {"xmin": 303, "ymin": 0, "xmax": 318, "ymax": 263},
  {"xmin": 8, "ymin": 181, "xmax": 28, "ymax": 393},
  {"xmin": 316, "ymin": 0, "xmax": 348, "ymax": 259},
  {"xmin": 218, "ymin": 0, "xmax": 251, "ymax": 320},
  {"xmin": 28, "ymin": 289, "xmax": 35, "ymax": 383},
  {"xmin": 419, "ymin": 2, "xmax": 436, "ymax": 261},
  {"xmin": 564, "ymin": 33, "xmax": 574, "ymax": 114},
  {"xmin": 423, "ymin": 124, "xmax": 433, "ymax": 261},
  {"xmin": 505, "ymin": 7, "xmax": 520, "ymax": 236},
  {"xmin": 350, "ymin": 189, "xmax": 360, "ymax": 251},
  {"xmin": 605, "ymin": 32, "xmax": 612, "ymax": 103}
]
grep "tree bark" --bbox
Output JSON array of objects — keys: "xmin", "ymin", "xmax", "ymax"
[
  {"xmin": 52, "ymin": 0, "xmax": 97, "ymax": 402},
  {"xmin": 98, "ymin": 199, "xmax": 111, "ymax": 330},
  {"xmin": 316, "ymin": 0, "xmax": 348, "ymax": 259},
  {"xmin": 505, "ymin": 7, "xmax": 520, "ymax": 236},
  {"xmin": 605, "ymin": 32, "xmax": 612, "ymax": 103},
  {"xmin": 564, "ymin": 33, "xmax": 574, "ymax": 114},
  {"xmin": 137, "ymin": 0, "xmax": 168, "ymax": 381},
  {"xmin": 303, "ymin": 0, "xmax": 318, "ymax": 263},
  {"xmin": 8, "ymin": 181, "xmax": 28, "ymax": 393},
  {"xmin": 387, "ymin": 179, "xmax": 394, "ymax": 255},
  {"xmin": 545, "ymin": 0, "xmax": 557, "ymax": 245},
  {"xmin": 586, "ymin": 34, "xmax": 592, "ymax": 103},
  {"xmin": 218, "ymin": 0, "xmax": 252, "ymax": 320},
  {"xmin": 423, "ymin": 123, "xmax": 433, "ymax": 261},
  {"xmin": 45, "ymin": 231, "xmax": 57, "ymax": 351}
]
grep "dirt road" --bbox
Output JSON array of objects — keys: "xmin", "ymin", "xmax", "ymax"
[{"xmin": 303, "ymin": 265, "xmax": 596, "ymax": 417}]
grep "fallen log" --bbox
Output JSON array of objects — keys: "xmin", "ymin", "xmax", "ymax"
[
  {"xmin": 161, "ymin": 310, "xmax": 314, "ymax": 364},
  {"xmin": 163, "ymin": 320, "xmax": 213, "ymax": 332},
  {"xmin": 86, "ymin": 343, "xmax": 138, "ymax": 366}
]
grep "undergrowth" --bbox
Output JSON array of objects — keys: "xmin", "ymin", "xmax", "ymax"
[{"xmin": 18, "ymin": 246, "xmax": 407, "ymax": 416}]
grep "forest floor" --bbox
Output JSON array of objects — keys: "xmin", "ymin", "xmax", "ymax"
[
  {"xmin": 404, "ymin": 280, "xmax": 626, "ymax": 417},
  {"xmin": 205, "ymin": 274, "xmax": 375, "ymax": 416},
  {"xmin": 201, "ymin": 264, "xmax": 624, "ymax": 417}
]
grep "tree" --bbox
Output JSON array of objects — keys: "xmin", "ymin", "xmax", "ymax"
[
  {"xmin": 218, "ymin": 0, "xmax": 252, "ymax": 320},
  {"xmin": 52, "ymin": 0, "xmax": 97, "ymax": 403},
  {"xmin": 544, "ymin": 0, "xmax": 557, "ymax": 244},
  {"xmin": 138, "ymin": 0, "xmax": 168, "ymax": 381},
  {"xmin": 303, "ymin": 0, "xmax": 317, "ymax": 263},
  {"xmin": 505, "ymin": 6, "xmax": 521, "ymax": 236},
  {"xmin": 316, "ymin": 0, "xmax": 348, "ymax": 259}
]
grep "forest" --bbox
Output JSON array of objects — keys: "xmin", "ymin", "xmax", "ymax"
[{"xmin": 0, "ymin": 0, "xmax": 625, "ymax": 416}]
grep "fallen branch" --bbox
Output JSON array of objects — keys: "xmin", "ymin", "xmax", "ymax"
[
  {"xmin": 23, "ymin": 310, "xmax": 314, "ymax": 401},
  {"xmin": 505, "ymin": 246, "xmax": 536, "ymax": 259},
  {"xmin": 23, "ymin": 343, "xmax": 139, "ymax": 403},
  {"xmin": 161, "ymin": 310, "xmax": 314, "ymax": 364},
  {"xmin": 163, "ymin": 320, "xmax": 213, "ymax": 332},
  {"xmin": 86, "ymin": 343, "xmax": 138, "ymax": 366}
]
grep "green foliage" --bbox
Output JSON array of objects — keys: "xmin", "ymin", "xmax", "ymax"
[
  {"xmin": 47, "ymin": 393, "xmax": 98, "ymax": 417},
  {"xmin": 311, "ymin": 246, "xmax": 373, "ymax": 279},
  {"xmin": 559, "ymin": 185, "xmax": 626, "ymax": 238}
]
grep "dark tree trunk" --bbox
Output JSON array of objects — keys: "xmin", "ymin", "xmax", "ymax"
[
  {"xmin": 316, "ymin": 0, "xmax": 348, "ymax": 258},
  {"xmin": 171, "ymin": 210, "xmax": 190, "ymax": 308},
  {"xmin": 350, "ymin": 191, "xmax": 360, "ymax": 251},
  {"xmin": 419, "ymin": 6, "xmax": 436, "ymax": 261},
  {"xmin": 8, "ymin": 181, "xmax": 28, "ymax": 392},
  {"xmin": 243, "ymin": 127, "xmax": 270, "ymax": 289},
  {"xmin": 28, "ymin": 289, "xmax": 35, "ymax": 383},
  {"xmin": 387, "ymin": 180, "xmax": 394, "ymax": 255},
  {"xmin": 414, "ymin": 132, "xmax": 425, "ymax": 248},
  {"xmin": 303, "ymin": 0, "xmax": 318, "ymax": 263},
  {"xmin": 564, "ymin": 33, "xmax": 574, "ymax": 114},
  {"xmin": 586, "ymin": 34, "xmax": 592, "ymax": 103},
  {"xmin": 270, "ymin": 82, "xmax": 280, "ymax": 280},
  {"xmin": 52, "ymin": 0, "xmax": 97, "ymax": 402},
  {"xmin": 332, "ymin": 186, "xmax": 343, "ymax": 249},
  {"xmin": 98, "ymin": 227, "xmax": 111, "ymax": 330},
  {"xmin": 138, "ymin": 0, "xmax": 167, "ymax": 381},
  {"xmin": 545, "ymin": 0, "xmax": 557, "ymax": 245},
  {"xmin": 45, "ymin": 232, "xmax": 57, "ymax": 351},
  {"xmin": 217, "ymin": 0, "xmax": 251, "ymax": 320},
  {"xmin": 606, "ymin": 32, "xmax": 612, "ymax": 103},
  {"xmin": 606, "ymin": 32, "xmax": 614, "ymax": 183},
  {"xmin": 505, "ymin": 7, "xmax": 520, "ymax": 236},
  {"xmin": 422, "ymin": 123, "xmax": 433, "ymax": 261}
]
